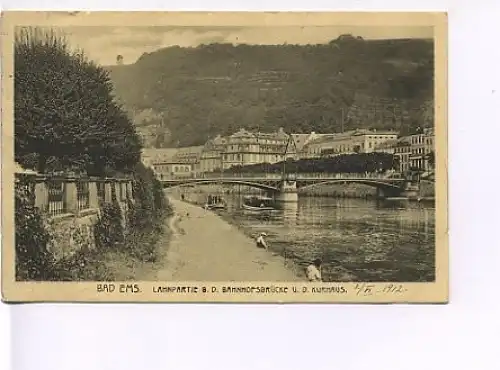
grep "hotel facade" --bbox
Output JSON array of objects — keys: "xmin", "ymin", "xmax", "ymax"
[{"xmin": 300, "ymin": 129, "xmax": 399, "ymax": 159}]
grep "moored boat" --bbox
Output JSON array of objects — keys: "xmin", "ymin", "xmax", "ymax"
[
  {"xmin": 204, "ymin": 194, "xmax": 227, "ymax": 210},
  {"xmin": 242, "ymin": 195, "xmax": 276, "ymax": 211}
]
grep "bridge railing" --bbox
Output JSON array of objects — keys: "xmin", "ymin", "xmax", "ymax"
[{"xmin": 162, "ymin": 171, "xmax": 404, "ymax": 181}]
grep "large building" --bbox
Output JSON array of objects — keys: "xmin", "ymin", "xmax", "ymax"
[
  {"xmin": 200, "ymin": 135, "xmax": 225, "ymax": 173},
  {"xmin": 142, "ymin": 146, "xmax": 203, "ymax": 179},
  {"xmin": 393, "ymin": 137, "xmax": 412, "ymax": 173},
  {"xmin": 301, "ymin": 129, "xmax": 398, "ymax": 159},
  {"xmin": 222, "ymin": 127, "xmax": 295, "ymax": 169},
  {"xmin": 390, "ymin": 128, "xmax": 435, "ymax": 175},
  {"xmin": 201, "ymin": 128, "xmax": 296, "ymax": 170},
  {"xmin": 408, "ymin": 127, "xmax": 435, "ymax": 172}
]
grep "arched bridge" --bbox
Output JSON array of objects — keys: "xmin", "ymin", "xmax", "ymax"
[{"xmin": 160, "ymin": 173, "xmax": 407, "ymax": 193}]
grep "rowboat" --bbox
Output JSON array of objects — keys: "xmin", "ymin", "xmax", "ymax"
[
  {"xmin": 242, "ymin": 195, "xmax": 277, "ymax": 211},
  {"xmin": 242, "ymin": 203, "xmax": 275, "ymax": 211}
]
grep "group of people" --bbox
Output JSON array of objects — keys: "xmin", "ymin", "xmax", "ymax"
[{"xmin": 255, "ymin": 232, "xmax": 323, "ymax": 282}]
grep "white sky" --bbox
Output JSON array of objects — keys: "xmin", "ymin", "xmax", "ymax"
[{"xmin": 57, "ymin": 26, "xmax": 433, "ymax": 66}]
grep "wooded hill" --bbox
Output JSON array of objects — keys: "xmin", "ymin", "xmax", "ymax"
[{"xmin": 106, "ymin": 35, "xmax": 434, "ymax": 148}]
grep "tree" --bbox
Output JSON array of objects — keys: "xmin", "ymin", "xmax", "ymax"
[
  {"xmin": 105, "ymin": 39, "xmax": 434, "ymax": 147},
  {"xmin": 15, "ymin": 27, "xmax": 141, "ymax": 174},
  {"xmin": 426, "ymin": 150, "xmax": 435, "ymax": 169}
]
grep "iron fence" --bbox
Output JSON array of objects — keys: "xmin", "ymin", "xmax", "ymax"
[
  {"xmin": 47, "ymin": 180, "xmax": 65, "ymax": 216},
  {"xmin": 77, "ymin": 180, "xmax": 90, "ymax": 211}
]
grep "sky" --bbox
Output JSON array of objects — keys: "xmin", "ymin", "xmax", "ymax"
[{"xmin": 57, "ymin": 25, "xmax": 433, "ymax": 66}]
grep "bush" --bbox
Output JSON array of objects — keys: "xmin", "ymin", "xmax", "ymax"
[
  {"xmin": 124, "ymin": 163, "xmax": 171, "ymax": 262},
  {"xmin": 225, "ymin": 152, "xmax": 398, "ymax": 174},
  {"xmin": 15, "ymin": 187, "xmax": 53, "ymax": 280},
  {"xmin": 94, "ymin": 200, "xmax": 124, "ymax": 250}
]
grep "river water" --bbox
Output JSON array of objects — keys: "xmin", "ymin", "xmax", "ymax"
[{"xmin": 183, "ymin": 190, "xmax": 435, "ymax": 283}]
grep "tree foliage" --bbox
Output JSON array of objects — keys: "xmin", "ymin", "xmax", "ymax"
[
  {"xmin": 125, "ymin": 162, "xmax": 172, "ymax": 262},
  {"xmin": 224, "ymin": 152, "xmax": 398, "ymax": 175},
  {"xmin": 15, "ymin": 27, "xmax": 142, "ymax": 174},
  {"xmin": 15, "ymin": 183, "xmax": 54, "ymax": 280},
  {"xmin": 106, "ymin": 36, "xmax": 434, "ymax": 147},
  {"xmin": 426, "ymin": 150, "xmax": 435, "ymax": 168}
]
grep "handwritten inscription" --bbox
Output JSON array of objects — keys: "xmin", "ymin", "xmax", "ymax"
[{"xmin": 354, "ymin": 283, "xmax": 408, "ymax": 297}]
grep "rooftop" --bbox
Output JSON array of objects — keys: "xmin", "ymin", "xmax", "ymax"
[
  {"xmin": 229, "ymin": 127, "xmax": 289, "ymax": 140},
  {"xmin": 142, "ymin": 146, "xmax": 204, "ymax": 164},
  {"xmin": 374, "ymin": 139, "xmax": 399, "ymax": 149}
]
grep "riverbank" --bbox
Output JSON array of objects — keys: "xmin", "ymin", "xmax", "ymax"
[
  {"xmin": 150, "ymin": 198, "xmax": 302, "ymax": 281},
  {"xmin": 52, "ymin": 214, "xmax": 174, "ymax": 281}
]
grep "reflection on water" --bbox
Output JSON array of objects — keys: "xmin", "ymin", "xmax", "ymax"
[{"xmin": 187, "ymin": 191, "xmax": 435, "ymax": 282}]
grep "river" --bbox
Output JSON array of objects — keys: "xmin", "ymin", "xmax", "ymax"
[{"xmin": 179, "ymin": 189, "xmax": 435, "ymax": 283}]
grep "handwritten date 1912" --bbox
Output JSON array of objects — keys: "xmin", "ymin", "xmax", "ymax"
[{"xmin": 354, "ymin": 283, "xmax": 407, "ymax": 296}]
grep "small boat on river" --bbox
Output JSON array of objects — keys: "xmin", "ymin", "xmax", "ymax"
[
  {"xmin": 242, "ymin": 195, "xmax": 277, "ymax": 211},
  {"xmin": 204, "ymin": 194, "xmax": 227, "ymax": 210}
]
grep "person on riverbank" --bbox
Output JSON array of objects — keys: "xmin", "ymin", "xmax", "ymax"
[
  {"xmin": 256, "ymin": 232, "xmax": 268, "ymax": 250},
  {"xmin": 306, "ymin": 258, "xmax": 322, "ymax": 282}
]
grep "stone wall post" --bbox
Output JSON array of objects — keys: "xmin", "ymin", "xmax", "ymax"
[
  {"xmin": 88, "ymin": 180, "xmax": 99, "ymax": 209},
  {"xmin": 114, "ymin": 181, "xmax": 122, "ymax": 203},
  {"xmin": 64, "ymin": 178, "xmax": 78, "ymax": 214},
  {"xmin": 34, "ymin": 179, "xmax": 48, "ymax": 212},
  {"xmin": 104, "ymin": 180, "xmax": 113, "ymax": 203},
  {"xmin": 126, "ymin": 180, "xmax": 134, "ymax": 202}
]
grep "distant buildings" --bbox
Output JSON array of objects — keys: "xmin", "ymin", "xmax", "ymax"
[
  {"xmin": 300, "ymin": 129, "xmax": 398, "ymax": 158},
  {"xmin": 200, "ymin": 135, "xmax": 225, "ymax": 173},
  {"xmin": 408, "ymin": 127, "xmax": 435, "ymax": 172},
  {"xmin": 393, "ymin": 137, "xmax": 412, "ymax": 173},
  {"xmin": 222, "ymin": 127, "xmax": 294, "ymax": 169},
  {"xmin": 141, "ymin": 147, "xmax": 203, "ymax": 180},
  {"xmin": 390, "ymin": 128, "xmax": 435, "ymax": 174},
  {"xmin": 141, "ymin": 126, "xmax": 435, "ymax": 178},
  {"xmin": 200, "ymin": 128, "xmax": 295, "ymax": 172}
]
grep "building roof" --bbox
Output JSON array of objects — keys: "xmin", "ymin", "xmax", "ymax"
[
  {"xmin": 305, "ymin": 133, "xmax": 350, "ymax": 146},
  {"xmin": 142, "ymin": 146, "xmax": 204, "ymax": 165},
  {"xmin": 351, "ymin": 129, "xmax": 398, "ymax": 136},
  {"xmin": 290, "ymin": 134, "xmax": 312, "ymax": 151},
  {"xmin": 229, "ymin": 127, "xmax": 289, "ymax": 141},
  {"xmin": 394, "ymin": 136, "xmax": 412, "ymax": 146},
  {"xmin": 374, "ymin": 139, "xmax": 399, "ymax": 149},
  {"xmin": 175, "ymin": 146, "xmax": 204, "ymax": 157}
]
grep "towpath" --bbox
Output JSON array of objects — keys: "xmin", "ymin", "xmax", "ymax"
[{"xmin": 151, "ymin": 198, "xmax": 301, "ymax": 281}]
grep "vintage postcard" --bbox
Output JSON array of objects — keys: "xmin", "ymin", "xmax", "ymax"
[{"xmin": 1, "ymin": 11, "xmax": 448, "ymax": 303}]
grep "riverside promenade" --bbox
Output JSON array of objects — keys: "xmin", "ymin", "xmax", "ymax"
[{"xmin": 153, "ymin": 198, "xmax": 301, "ymax": 281}]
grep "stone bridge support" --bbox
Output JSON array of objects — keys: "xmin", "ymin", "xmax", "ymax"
[
  {"xmin": 400, "ymin": 180, "xmax": 420, "ymax": 199},
  {"xmin": 375, "ymin": 181, "xmax": 420, "ymax": 199},
  {"xmin": 276, "ymin": 179, "xmax": 298, "ymax": 203}
]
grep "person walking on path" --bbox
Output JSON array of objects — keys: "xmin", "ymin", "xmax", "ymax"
[{"xmin": 306, "ymin": 258, "xmax": 323, "ymax": 282}]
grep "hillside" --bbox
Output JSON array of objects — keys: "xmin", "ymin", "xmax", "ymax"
[{"xmin": 106, "ymin": 35, "xmax": 434, "ymax": 148}]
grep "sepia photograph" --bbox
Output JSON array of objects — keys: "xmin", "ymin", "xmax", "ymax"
[{"xmin": 2, "ymin": 12, "xmax": 448, "ymax": 303}]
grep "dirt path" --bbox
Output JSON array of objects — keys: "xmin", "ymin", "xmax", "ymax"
[{"xmin": 151, "ymin": 198, "xmax": 301, "ymax": 281}]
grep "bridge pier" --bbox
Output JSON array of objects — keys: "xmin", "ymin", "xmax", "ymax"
[
  {"xmin": 276, "ymin": 179, "xmax": 298, "ymax": 203},
  {"xmin": 376, "ymin": 187, "xmax": 386, "ymax": 199},
  {"xmin": 400, "ymin": 181, "xmax": 420, "ymax": 199}
]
